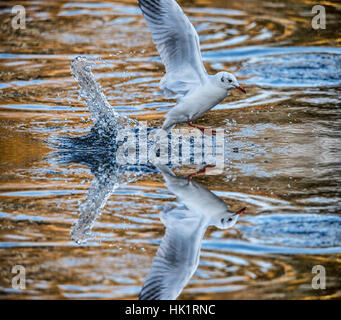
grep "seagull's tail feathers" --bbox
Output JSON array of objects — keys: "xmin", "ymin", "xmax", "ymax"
[
  {"xmin": 156, "ymin": 164, "xmax": 175, "ymax": 177},
  {"xmin": 161, "ymin": 117, "xmax": 176, "ymax": 132}
]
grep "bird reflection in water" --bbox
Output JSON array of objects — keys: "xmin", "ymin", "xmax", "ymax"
[
  {"xmin": 55, "ymin": 143, "xmax": 245, "ymax": 299},
  {"xmin": 139, "ymin": 164, "xmax": 246, "ymax": 300}
]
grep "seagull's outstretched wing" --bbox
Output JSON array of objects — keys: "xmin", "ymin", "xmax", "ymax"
[
  {"xmin": 138, "ymin": 0, "xmax": 208, "ymax": 97},
  {"xmin": 139, "ymin": 208, "xmax": 205, "ymax": 300}
]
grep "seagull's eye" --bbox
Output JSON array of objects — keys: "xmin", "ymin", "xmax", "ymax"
[
  {"xmin": 228, "ymin": 79, "xmax": 232, "ymax": 83},
  {"xmin": 228, "ymin": 217, "xmax": 233, "ymax": 222}
]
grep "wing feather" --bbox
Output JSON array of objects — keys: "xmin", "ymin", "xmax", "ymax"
[
  {"xmin": 139, "ymin": 208, "xmax": 204, "ymax": 300},
  {"xmin": 138, "ymin": 0, "xmax": 208, "ymax": 97}
]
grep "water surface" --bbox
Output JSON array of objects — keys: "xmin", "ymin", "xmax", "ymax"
[{"xmin": 0, "ymin": 0, "xmax": 341, "ymax": 299}]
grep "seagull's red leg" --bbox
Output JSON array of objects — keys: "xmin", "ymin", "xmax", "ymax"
[
  {"xmin": 187, "ymin": 164, "xmax": 216, "ymax": 182},
  {"xmin": 187, "ymin": 120, "xmax": 216, "ymax": 135}
]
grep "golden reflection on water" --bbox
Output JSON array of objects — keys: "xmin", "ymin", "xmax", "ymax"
[{"xmin": 0, "ymin": 0, "xmax": 341, "ymax": 299}]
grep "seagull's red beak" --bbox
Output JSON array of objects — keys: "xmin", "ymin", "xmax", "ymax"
[
  {"xmin": 236, "ymin": 85, "xmax": 246, "ymax": 94},
  {"xmin": 235, "ymin": 207, "xmax": 246, "ymax": 215}
]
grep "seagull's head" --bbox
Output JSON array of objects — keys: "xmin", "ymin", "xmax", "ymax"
[
  {"xmin": 214, "ymin": 207, "xmax": 246, "ymax": 229},
  {"xmin": 215, "ymin": 71, "xmax": 246, "ymax": 94}
]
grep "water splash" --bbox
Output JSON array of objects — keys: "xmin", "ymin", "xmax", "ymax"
[
  {"xmin": 71, "ymin": 159, "xmax": 138, "ymax": 244},
  {"xmin": 69, "ymin": 56, "xmax": 148, "ymax": 243},
  {"xmin": 71, "ymin": 56, "xmax": 137, "ymax": 136}
]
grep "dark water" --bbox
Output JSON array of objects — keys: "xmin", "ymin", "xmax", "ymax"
[{"xmin": 0, "ymin": 0, "xmax": 341, "ymax": 299}]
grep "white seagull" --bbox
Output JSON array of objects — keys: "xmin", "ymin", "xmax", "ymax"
[
  {"xmin": 139, "ymin": 165, "xmax": 246, "ymax": 300},
  {"xmin": 138, "ymin": 0, "xmax": 246, "ymax": 133}
]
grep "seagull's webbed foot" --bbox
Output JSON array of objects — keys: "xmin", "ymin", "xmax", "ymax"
[
  {"xmin": 187, "ymin": 120, "xmax": 216, "ymax": 136},
  {"xmin": 187, "ymin": 164, "xmax": 215, "ymax": 182}
]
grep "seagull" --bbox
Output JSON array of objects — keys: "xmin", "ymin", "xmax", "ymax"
[
  {"xmin": 138, "ymin": 0, "xmax": 246, "ymax": 134},
  {"xmin": 139, "ymin": 164, "xmax": 246, "ymax": 300}
]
